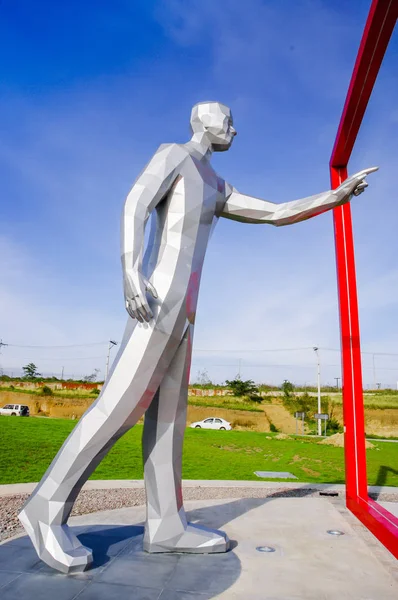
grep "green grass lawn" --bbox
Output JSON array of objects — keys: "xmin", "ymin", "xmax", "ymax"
[
  {"xmin": 0, "ymin": 416, "xmax": 397, "ymax": 486},
  {"xmin": 0, "ymin": 386, "xmax": 98, "ymax": 400},
  {"xmin": 362, "ymin": 393, "xmax": 398, "ymax": 409},
  {"xmin": 188, "ymin": 396, "xmax": 263, "ymax": 412},
  {"xmin": 329, "ymin": 392, "xmax": 398, "ymax": 409}
]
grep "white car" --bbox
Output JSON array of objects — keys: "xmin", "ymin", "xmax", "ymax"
[
  {"xmin": 0, "ymin": 404, "xmax": 30, "ymax": 416},
  {"xmin": 190, "ymin": 417, "xmax": 231, "ymax": 430}
]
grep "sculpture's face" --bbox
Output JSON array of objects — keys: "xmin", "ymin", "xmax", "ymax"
[{"xmin": 192, "ymin": 102, "xmax": 237, "ymax": 152}]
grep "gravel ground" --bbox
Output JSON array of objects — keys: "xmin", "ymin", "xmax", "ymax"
[{"xmin": 1, "ymin": 487, "xmax": 397, "ymax": 543}]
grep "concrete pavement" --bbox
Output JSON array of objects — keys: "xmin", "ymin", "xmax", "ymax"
[{"xmin": 1, "ymin": 497, "xmax": 397, "ymax": 599}]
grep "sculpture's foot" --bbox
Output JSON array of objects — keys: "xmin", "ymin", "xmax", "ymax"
[
  {"xmin": 19, "ymin": 508, "xmax": 93, "ymax": 574},
  {"xmin": 144, "ymin": 523, "xmax": 230, "ymax": 554}
]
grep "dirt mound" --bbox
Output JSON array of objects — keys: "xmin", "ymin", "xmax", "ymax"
[{"xmin": 318, "ymin": 433, "xmax": 375, "ymax": 449}]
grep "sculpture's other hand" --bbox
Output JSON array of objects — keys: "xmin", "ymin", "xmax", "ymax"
[
  {"xmin": 123, "ymin": 269, "xmax": 158, "ymax": 323},
  {"xmin": 334, "ymin": 166, "xmax": 378, "ymax": 201}
]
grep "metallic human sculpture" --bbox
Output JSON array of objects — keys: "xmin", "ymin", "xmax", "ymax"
[{"xmin": 19, "ymin": 102, "xmax": 377, "ymax": 573}]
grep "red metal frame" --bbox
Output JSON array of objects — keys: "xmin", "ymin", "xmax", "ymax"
[{"xmin": 330, "ymin": 0, "xmax": 398, "ymax": 558}]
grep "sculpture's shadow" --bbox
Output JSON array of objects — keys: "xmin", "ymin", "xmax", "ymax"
[{"xmin": 78, "ymin": 523, "xmax": 144, "ymax": 568}]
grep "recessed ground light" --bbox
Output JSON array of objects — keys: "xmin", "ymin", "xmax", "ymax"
[
  {"xmin": 256, "ymin": 546, "xmax": 276, "ymax": 553},
  {"xmin": 327, "ymin": 530, "xmax": 345, "ymax": 536}
]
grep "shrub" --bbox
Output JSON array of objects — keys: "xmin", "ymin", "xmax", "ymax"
[
  {"xmin": 247, "ymin": 393, "xmax": 262, "ymax": 403},
  {"xmin": 90, "ymin": 388, "xmax": 100, "ymax": 395},
  {"xmin": 282, "ymin": 391, "xmax": 319, "ymax": 421},
  {"xmin": 326, "ymin": 418, "xmax": 343, "ymax": 434},
  {"xmin": 41, "ymin": 385, "xmax": 53, "ymax": 396},
  {"xmin": 270, "ymin": 422, "xmax": 279, "ymax": 433}
]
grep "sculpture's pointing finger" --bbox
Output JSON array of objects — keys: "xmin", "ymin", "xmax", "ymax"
[
  {"xmin": 362, "ymin": 166, "xmax": 379, "ymax": 175},
  {"xmin": 354, "ymin": 166, "xmax": 379, "ymax": 180}
]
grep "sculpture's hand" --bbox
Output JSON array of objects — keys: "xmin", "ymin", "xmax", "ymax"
[
  {"xmin": 123, "ymin": 269, "xmax": 158, "ymax": 323},
  {"xmin": 334, "ymin": 166, "xmax": 378, "ymax": 201}
]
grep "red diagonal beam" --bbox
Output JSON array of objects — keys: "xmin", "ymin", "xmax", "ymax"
[
  {"xmin": 331, "ymin": 0, "xmax": 398, "ymax": 167},
  {"xmin": 330, "ymin": 0, "xmax": 398, "ymax": 559}
]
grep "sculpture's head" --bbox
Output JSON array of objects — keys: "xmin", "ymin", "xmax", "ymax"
[{"xmin": 190, "ymin": 101, "xmax": 237, "ymax": 152}]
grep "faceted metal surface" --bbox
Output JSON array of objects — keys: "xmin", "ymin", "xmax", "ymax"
[{"xmin": 18, "ymin": 101, "xmax": 377, "ymax": 573}]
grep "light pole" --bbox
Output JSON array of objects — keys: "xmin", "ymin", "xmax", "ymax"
[
  {"xmin": 335, "ymin": 377, "xmax": 340, "ymax": 390},
  {"xmin": 105, "ymin": 340, "xmax": 118, "ymax": 380},
  {"xmin": 313, "ymin": 347, "xmax": 322, "ymax": 436},
  {"xmin": 0, "ymin": 339, "xmax": 8, "ymax": 377}
]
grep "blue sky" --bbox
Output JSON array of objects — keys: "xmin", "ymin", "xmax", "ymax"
[{"xmin": 1, "ymin": 0, "xmax": 397, "ymax": 387}]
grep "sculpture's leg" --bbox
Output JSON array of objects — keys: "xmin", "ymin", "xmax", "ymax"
[
  {"xmin": 18, "ymin": 315, "xmax": 185, "ymax": 573},
  {"xmin": 143, "ymin": 325, "xmax": 229, "ymax": 553}
]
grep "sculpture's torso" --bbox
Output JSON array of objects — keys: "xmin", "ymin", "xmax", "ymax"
[{"xmin": 144, "ymin": 145, "xmax": 225, "ymax": 325}]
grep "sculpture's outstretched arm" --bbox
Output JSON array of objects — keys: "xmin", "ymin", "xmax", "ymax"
[
  {"xmin": 122, "ymin": 143, "xmax": 186, "ymax": 322},
  {"xmin": 221, "ymin": 167, "xmax": 378, "ymax": 226}
]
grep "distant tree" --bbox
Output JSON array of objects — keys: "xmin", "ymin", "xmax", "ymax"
[
  {"xmin": 225, "ymin": 378, "xmax": 259, "ymax": 398},
  {"xmin": 281, "ymin": 380, "xmax": 294, "ymax": 398},
  {"xmin": 22, "ymin": 363, "xmax": 41, "ymax": 379},
  {"xmin": 83, "ymin": 368, "xmax": 100, "ymax": 383}
]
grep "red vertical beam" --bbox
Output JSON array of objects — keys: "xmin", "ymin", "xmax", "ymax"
[
  {"xmin": 329, "ymin": 0, "xmax": 398, "ymax": 558},
  {"xmin": 330, "ymin": 168, "xmax": 368, "ymax": 501}
]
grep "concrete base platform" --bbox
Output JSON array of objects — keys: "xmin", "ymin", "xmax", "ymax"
[{"xmin": 1, "ymin": 498, "xmax": 397, "ymax": 599}]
